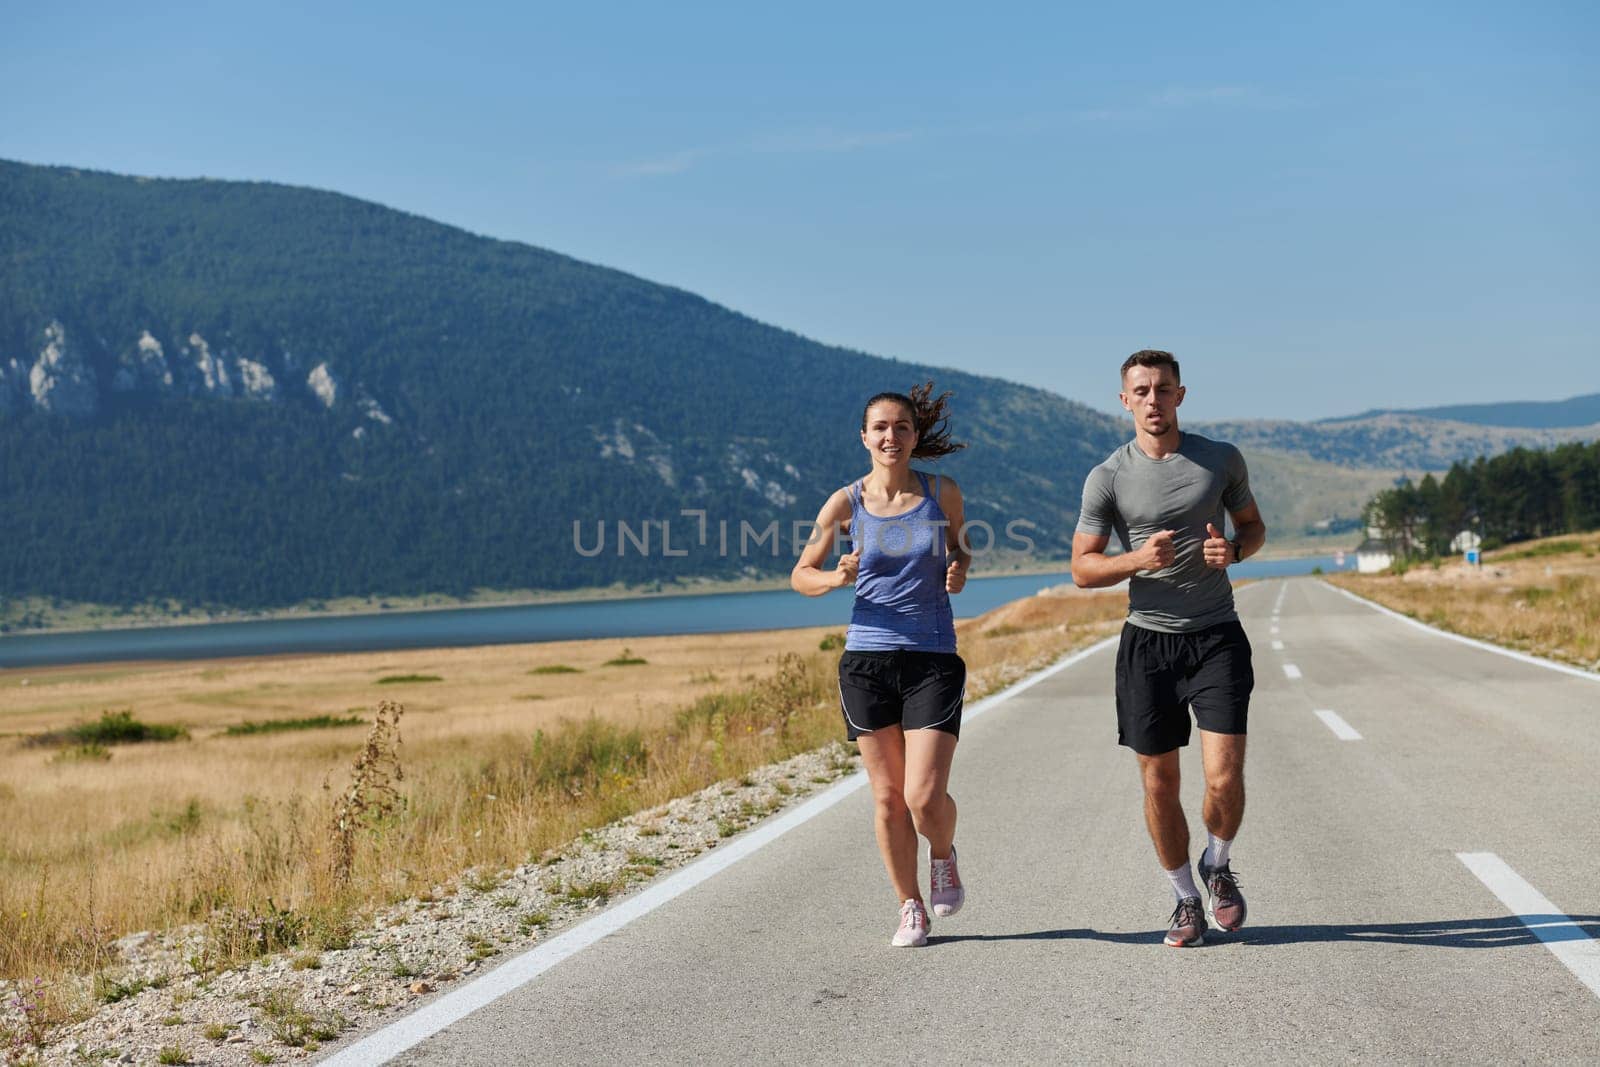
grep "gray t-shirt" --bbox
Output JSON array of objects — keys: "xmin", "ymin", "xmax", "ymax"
[{"xmin": 1075, "ymin": 432, "xmax": 1255, "ymax": 633}]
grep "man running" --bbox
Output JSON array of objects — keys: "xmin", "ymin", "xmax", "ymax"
[{"xmin": 1070, "ymin": 350, "xmax": 1266, "ymax": 947}]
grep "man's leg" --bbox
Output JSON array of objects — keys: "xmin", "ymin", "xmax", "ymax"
[
  {"xmin": 1136, "ymin": 749, "xmax": 1188, "ymax": 870},
  {"xmin": 1196, "ymin": 728, "xmax": 1248, "ymax": 931},
  {"xmin": 1137, "ymin": 748, "xmax": 1206, "ymax": 946},
  {"xmin": 1187, "ymin": 619, "xmax": 1253, "ymax": 932},
  {"xmin": 1198, "ymin": 728, "xmax": 1246, "ymax": 845},
  {"xmin": 1119, "ymin": 624, "xmax": 1205, "ymax": 944}
]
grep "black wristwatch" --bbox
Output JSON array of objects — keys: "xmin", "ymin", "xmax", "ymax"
[{"xmin": 1228, "ymin": 539, "xmax": 1242, "ymax": 564}]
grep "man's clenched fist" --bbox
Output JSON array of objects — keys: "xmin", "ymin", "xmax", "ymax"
[
  {"xmin": 1202, "ymin": 522, "xmax": 1234, "ymax": 570},
  {"xmin": 1142, "ymin": 529, "xmax": 1177, "ymax": 571}
]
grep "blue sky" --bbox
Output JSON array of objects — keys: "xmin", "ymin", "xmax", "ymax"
[{"xmin": 3, "ymin": 1, "xmax": 1595, "ymax": 421}]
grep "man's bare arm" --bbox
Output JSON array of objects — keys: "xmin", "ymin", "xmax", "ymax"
[
  {"xmin": 1231, "ymin": 502, "xmax": 1267, "ymax": 560},
  {"xmin": 1071, "ymin": 530, "xmax": 1173, "ymax": 588}
]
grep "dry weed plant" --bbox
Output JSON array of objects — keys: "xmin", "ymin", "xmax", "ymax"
[{"xmin": 327, "ymin": 700, "xmax": 406, "ymax": 884}]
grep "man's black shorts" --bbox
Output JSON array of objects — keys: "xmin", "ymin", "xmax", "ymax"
[
  {"xmin": 837, "ymin": 650, "xmax": 966, "ymax": 741},
  {"xmin": 1115, "ymin": 620, "xmax": 1253, "ymax": 755}
]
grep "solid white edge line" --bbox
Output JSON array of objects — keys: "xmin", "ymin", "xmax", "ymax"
[
  {"xmin": 1456, "ymin": 852, "xmax": 1600, "ymax": 1001},
  {"xmin": 1282, "ymin": 663, "xmax": 1302, "ymax": 680},
  {"xmin": 1321, "ymin": 581, "xmax": 1600, "ymax": 683},
  {"xmin": 319, "ymin": 633, "xmax": 1121, "ymax": 1065},
  {"xmin": 1312, "ymin": 708, "xmax": 1362, "ymax": 741}
]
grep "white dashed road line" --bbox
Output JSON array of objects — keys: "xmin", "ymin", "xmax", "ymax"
[
  {"xmin": 1312, "ymin": 709, "xmax": 1362, "ymax": 740},
  {"xmin": 1457, "ymin": 852, "xmax": 1600, "ymax": 1001},
  {"xmin": 1282, "ymin": 663, "xmax": 1302, "ymax": 680},
  {"xmin": 1271, "ymin": 640, "xmax": 1284, "ymax": 651}
]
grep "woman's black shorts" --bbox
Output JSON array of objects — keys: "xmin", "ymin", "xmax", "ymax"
[
  {"xmin": 1115, "ymin": 620, "xmax": 1253, "ymax": 755},
  {"xmin": 837, "ymin": 650, "xmax": 966, "ymax": 741}
]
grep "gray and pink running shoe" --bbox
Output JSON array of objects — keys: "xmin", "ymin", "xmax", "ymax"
[
  {"xmin": 1196, "ymin": 854, "xmax": 1247, "ymax": 932},
  {"xmin": 930, "ymin": 847, "xmax": 965, "ymax": 917},
  {"xmin": 1165, "ymin": 896, "xmax": 1207, "ymax": 947},
  {"xmin": 891, "ymin": 898, "xmax": 930, "ymax": 947}
]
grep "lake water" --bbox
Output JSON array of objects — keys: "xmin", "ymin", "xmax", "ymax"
[{"xmin": 0, "ymin": 555, "xmax": 1350, "ymax": 669}]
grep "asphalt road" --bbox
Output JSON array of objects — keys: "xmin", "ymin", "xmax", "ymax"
[{"xmin": 322, "ymin": 579, "xmax": 1600, "ymax": 1065}]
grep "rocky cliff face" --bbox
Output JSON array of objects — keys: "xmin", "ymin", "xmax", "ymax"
[
  {"xmin": 27, "ymin": 321, "xmax": 99, "ymax": 417},
  {"xmin": 2, "ymin": 320, "xmax": 348, "ymax": 420},
  {"xmin": 111, "ymin": 330, "xmax": 175, "ymax": 394}
]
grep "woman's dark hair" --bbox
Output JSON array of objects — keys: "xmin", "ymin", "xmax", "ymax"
[{"xmin": 861, "ymin": 381, "xmax": 966, "ymax": 459}]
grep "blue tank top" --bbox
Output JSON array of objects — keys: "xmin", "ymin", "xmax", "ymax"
[{"xmin": 845, "ymin": 470, "xmax": 957, "ymax": 653}]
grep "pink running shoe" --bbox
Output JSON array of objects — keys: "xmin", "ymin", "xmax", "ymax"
[
  {"xmin": 930, "ymin": 847, "xmax": 965, "ymax": 917},
  {"xmin": 1196, "ymin": 853, "xmax": 1247, "ymax": 932},
  {"xmin": 891, "ymin": 898, "xmax": 930, "ymax": 947}
]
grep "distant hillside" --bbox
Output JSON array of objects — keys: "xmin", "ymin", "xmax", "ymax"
[
  {"xmin": 1196, "ymin": 412, "xmax": 1600, "ymax": 471},
  {"xmin": 1336, "ymin": 393, "xmax": 1600, "ymax": 430},
  {"xmin": 4, "ymin": 159, "xmax": 1147, "ymax": 609},
  {"xmin": 8, "ymin": 159, "xmax": 1571, "ymax": 614}
]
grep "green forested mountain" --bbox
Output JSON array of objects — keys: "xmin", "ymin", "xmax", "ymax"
[
  {"xmin": 4, "ymin": 159, "xmax": 1138, "ymax": 608},
  {"xmin": 1338, "ymin": 393, "xmax": 1600, "ymax": 430},
  {"xmin": 6, "ymin": 159, "xmax": 1583, "ymax": 613}
]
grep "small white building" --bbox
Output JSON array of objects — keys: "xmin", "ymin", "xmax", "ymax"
[{"xmin": 1355, "ymin": 525, "xmax": 1395, "ymax": 573}]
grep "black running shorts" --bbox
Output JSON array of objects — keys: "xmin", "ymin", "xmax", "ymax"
[
  {"xmin": 1115, "ymin": 620, "xmax": 1253, "ymax": 755},
  {"xmin": 837, "ymin": 650, "xmax": 966, "ymax": 741}
]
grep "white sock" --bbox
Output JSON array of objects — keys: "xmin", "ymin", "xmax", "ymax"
[
  {"xmin": 1165, "ymin": 862, "xmax": 1201, "ymax": 902},
  {"xmin": 1204, "ymin": 832, "xmax": 1233, "ymax": 869}
]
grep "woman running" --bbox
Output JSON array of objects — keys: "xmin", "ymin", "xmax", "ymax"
[{"xmin": 791, "ymin": 382, "xmax": 970, "ymax": 947}]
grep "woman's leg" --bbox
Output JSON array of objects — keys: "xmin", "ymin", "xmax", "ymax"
[
  {"xmin": 854, "ymin": 726, "xmax": 920, "ymax": 902},
  {"xmin": 903, "ymin": 727, "xmax": 959, "ymax": 858}
]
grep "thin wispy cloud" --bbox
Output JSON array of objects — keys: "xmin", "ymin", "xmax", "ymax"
[
  {"xmin": 610, "ymin": 150, "xmax": 701, "ymax": 178},
  {"xmin": 610, "ymin": 127, "xmax": 915, "ymax": 178},
  {"xmin": 752, "ymin": 128, "xmax": 915, "ymax": 154},
  {"xmin": 1151, "ymin": 85, "xmax": 1253, "ymax": 107},
  {"xmin": 1073, "ymin": 108, "xmax": 1132, "ymax": 123},
  {"xmin": 1073, "ymin": 85, "xmax": 1295, "ymax": 123}
]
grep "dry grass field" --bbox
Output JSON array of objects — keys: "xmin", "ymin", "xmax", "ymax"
[
  {"xmin": 0, "ymin": 585, "xmax": 1128, "ymax": 989},
  {"xmin": 1327, "ymin": 530, "xmax": 1600, "ymax": 671}
]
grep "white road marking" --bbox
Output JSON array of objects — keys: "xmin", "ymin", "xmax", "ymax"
[
  {"xmin": 319, "ymin": 635, "xmax": 1122, "ymax": 1065},
  {"xmin": 1313, "ymin": 709, "xmax": 1362, "ymax": 740},
  {"xmin": 1271, "ymin": 640, "xmax": 1284, "ymax": 651},
  {"xmin": 1270, "ymin": 625, "xmax": 1280, "ymax": 635},
  {"xmin": 1322, "ymin": 582, "xmax": 1600, "ymax": 684},
  {"xmin": 1283, "ymin": 663, "xmax": 1302, "ymax": 680},
  {"xmin": 1457, "ymin": 852, "xmax": 1600, "ymax": 1001}
]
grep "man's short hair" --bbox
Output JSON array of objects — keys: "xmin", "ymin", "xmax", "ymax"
[{"xmin": 1121, "ymin": 349, "xmax": 1180, "ymax": 384}]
